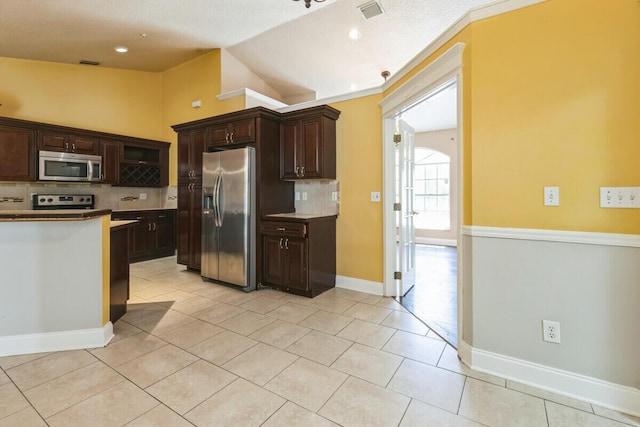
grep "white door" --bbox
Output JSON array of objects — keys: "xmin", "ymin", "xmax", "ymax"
[{"xmin": 395, "ymin": 119, "xmax": 416, "ymax": 297}]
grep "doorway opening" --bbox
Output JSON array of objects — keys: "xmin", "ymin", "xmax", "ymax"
[
  {"xmin": 380, "ymin": 43, "xmax": 464, "ymax": 351},
  {"xmin": 393, "ymin": 81, "xmax": 459, "ymax": 347}
]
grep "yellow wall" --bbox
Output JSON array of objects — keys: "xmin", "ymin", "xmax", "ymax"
[
  {"xmin": 160, "ymin": 50, "xmax": 248, "ymax": 185},
  {"xmin": 384, "ymin": 0, "xmax": 639, "ymax": 234},
  {"xmin": 330, "ymin": 95, "xmax": 384, "ymax": 282},
  {"xmin": 0, "ymin": 57, "xmax": 163, "ymax": 140},
  {"xmin": 2, "ymin": 0, "xmax": 637, "ymax": 288},
  {"xmin": 470, "ymin": 0, "xmax": 640, "ymax": 233}
]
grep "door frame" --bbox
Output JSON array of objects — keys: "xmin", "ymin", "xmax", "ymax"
[{"xmin": 379, "ymin": 42, "xmax": 465, "ymax": 345}]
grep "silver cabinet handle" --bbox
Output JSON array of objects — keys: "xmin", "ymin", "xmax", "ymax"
[
  {"xmin": 152, "ymin": 222, "xmax": 156, "ymax": 231},
  {"xmin": 300, "ymin": 166, "xmax": 305, "ymax": 177},
  {"xmin": 225, "ymin": 132, "xmax": 230, "ymax": 144},
  {"xmin": 276, "ymin": 227, "xmax": 286, "ymax": 231},
  {"xmin": 284, "ymin": 238, "xmax": 289, "ymax": 250},
  {"xmin": 229, "ymin": 132, "xmax": 234, "ymax": 143},
  {"xmin": 279, "ymin": 238, "xmax": 284, "ymax": 249},
  {"xmin": 72, "ymin": 143, "xmax": 76, "ymax": 152},
  {"xmin": 148, "ymin": 223, "xmax": 152, "ymax": 231},
  {"xmin": 295, "ymin": 166, "xmax": 300, "ymax": 177}
]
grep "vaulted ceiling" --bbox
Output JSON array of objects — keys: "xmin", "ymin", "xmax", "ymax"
[{"xmin": 1, "ymin": 0, "xmax": 494, "ymax": 105}]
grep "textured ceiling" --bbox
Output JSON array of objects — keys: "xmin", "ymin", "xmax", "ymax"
[{"xmin": 0, "ymin": 0, "xmax": 496, "ymax": 129}]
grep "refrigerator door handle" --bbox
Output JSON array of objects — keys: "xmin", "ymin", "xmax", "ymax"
[
  {"xmin": 214, "ymin": 173, "xmax": 224, "ymax": 227},
  {"xmin": 212, "ymin": 172, "xmax": 221, "ymax": 227}
]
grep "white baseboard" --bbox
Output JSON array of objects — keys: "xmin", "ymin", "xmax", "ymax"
[
  {"xmin": 336, "ymin": 275, "xmax": 384, "ymax": 296},
  {"xmin": 0, "ymin": 323, "xmax": 114, "ymax": 357},
  {"xmin": 465, "ymin": 344, "xmax": 640, "ymax": 417}
]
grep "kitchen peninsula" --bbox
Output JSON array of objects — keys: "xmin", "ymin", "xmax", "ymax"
[{"xmin": 0, "ymin": 209, "xmax": 125, "ymax": 357}]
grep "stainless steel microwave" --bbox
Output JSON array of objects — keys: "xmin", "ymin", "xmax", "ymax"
[{"xmin": 38, "ymin": 150, "xmax": 102, "ymax": 182}]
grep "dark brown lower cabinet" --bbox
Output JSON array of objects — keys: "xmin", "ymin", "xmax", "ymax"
[
  {"xmin": 261, "ymin": 216, "xmax": 336, "ymax": 298},
  {"xmin": 177, "ymin": 182, "xmax": 202, "ymax": 270},
  {"xmin": 110, "ymin": 224, "xmax": 131, "ymax": 323},
  {"xmin": 111, "ymin": 209, "xmax": 176, "ymax": 263}
]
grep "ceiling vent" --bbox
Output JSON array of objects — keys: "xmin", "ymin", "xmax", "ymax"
[
  {"xmin": 358, "ymin": 0, "xmax": 384, "ymax": 19},
  {"xmin": 79, "ymin": 60, "xmax": 100, "ymax": 66}
]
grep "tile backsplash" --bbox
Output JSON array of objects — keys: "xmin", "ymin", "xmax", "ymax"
[
  {"xmin": 294, "ymin": 180, "xmax": 340, "ymax": 216},
  {"xmin": 0, "ymin": 180, "xmax": 335, "ymax": 215},
  {"xmin": 0, "ymin": 183, "xmax": 177, "ymax": 211}
]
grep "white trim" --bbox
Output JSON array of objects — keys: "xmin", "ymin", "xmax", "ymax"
[
  {"xmin": 0, "ymin": 323, "xmax": 114, "ymax": 357},
  {"xmin": 382, "ymin": 0, "xmax": 547, "ymax": 92},
  {"xmin": 469, "ymin": 345, "xmax": 640, "ymax": 417},
  {"xmin": 457, "ymin": 339, "xmax": 473, "ymax": 366},
  {"xmin": 335, "ymin": 275, "xmax": 384, "ymax": 296},
  {"xmin": 218, "ymin": 87, "xmax": 382, "ymax": 114},
  {"xmin": 416, "ymin": 237, "xmax": 457, "ymax": 247},
  {"xmin": 462, "ymin": 225, "xmax": 640, "ymax": 248},
  {"xmin": 380, "ymin": 45, "xmax": 465, "ymax": 298},
  {"xmin": 216, "ymin": 88, "xmax": 289, "ymax": 108},
  {"xmin": 277, "ymin": 87, "xmax": 382, "ymax": 113},
  {"xmin": 380, "ymin": 43, "xmax": 465, "ymax": 116}
]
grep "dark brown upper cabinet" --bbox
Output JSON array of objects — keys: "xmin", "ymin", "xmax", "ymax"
[
  {"xmin": 280, "ymin": 105, "xmax": 340, "ymax": 180},
  {"xmin": 209, "ymin": 118, "xmax": 255, "ymax": 147},
  {"xmin": 39, "ymin": 131, "xmax": 99, "ymax": 155},
  {"xmin": 0, "ymin": 122, "xmax": 36, "ymax": 181}
]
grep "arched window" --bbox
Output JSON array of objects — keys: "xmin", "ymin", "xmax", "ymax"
[{"xmin": 414, "ymin": 148, "xmax": 450, "ymax": 230}]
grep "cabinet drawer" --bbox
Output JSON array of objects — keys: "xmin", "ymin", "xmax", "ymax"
[{"xmin": 261, "ymin": 221, "xmax": 306, "ymax": 237}]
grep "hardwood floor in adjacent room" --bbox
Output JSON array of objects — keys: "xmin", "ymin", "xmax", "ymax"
[{"xmin": 399, "ymin": 244, "xmax": 458, "ymax": 347}]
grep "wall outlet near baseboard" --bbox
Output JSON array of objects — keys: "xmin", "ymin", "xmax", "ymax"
[{"xmin": 542, "ymin": 320, "xmax": 561, "ymax": 344}]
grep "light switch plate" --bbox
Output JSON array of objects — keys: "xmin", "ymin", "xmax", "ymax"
[
  {"xmin": 544, "ymin": 187, "xmax": 559, "ymax": 206},
  {"xmin": 371, "ymin": 192, "xmax": 381, "ymax": 202},
  {"xmin": 600, "ymin": 187, "xmax": 640, "ymax": 208}
]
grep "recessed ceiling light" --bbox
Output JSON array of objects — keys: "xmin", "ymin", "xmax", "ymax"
[
  {"xmin": 348, "ymin": 28, "xmax": 361, "ymax": 40},
  {"xmin": 114, "ymin": 46, "xmax": 128, "ymax": 53}
]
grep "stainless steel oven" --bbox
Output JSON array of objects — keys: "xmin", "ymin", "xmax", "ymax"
[
  {"xmin": 32, "ymin": 194, "xmax": 95, "ymax": 210},
  {"xmin": 38, "ymin": 150, "xmax": 102, "ymax": 182}
]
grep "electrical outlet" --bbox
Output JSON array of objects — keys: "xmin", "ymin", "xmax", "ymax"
[
  {"xmin": 139, "ymin": 193, "xmax": 147, "ymax": 200},
  {"xmin": 295, "ymin": 192, "xmax": 300, "ymax": 201},
  {"xmin": 542, "ymin": 320, "xmax": 561, "ymax": 344},
  {"xmin": 302, "ymin": 192, "xmax": 308, "ymax": 201},
  {"xmin": 331, "ymin": 191, "xmax": 338, "ymax": 202},
  {"xmin": 371, "ymin": 192, "xmax": 381, "ymax": 202}
]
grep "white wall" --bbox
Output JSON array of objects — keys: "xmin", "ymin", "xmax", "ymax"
[{"xmin": 220, "ymin": 49, "xmax": 285, "ymax": 102}]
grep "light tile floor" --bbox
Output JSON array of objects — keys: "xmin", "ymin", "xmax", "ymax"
[{"xmin": 1, "ymin": 256, "xmax": 639, "ymax": 427}]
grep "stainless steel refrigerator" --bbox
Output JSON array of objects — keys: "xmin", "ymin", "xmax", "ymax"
[{"xmin": 201, "ymin": 147, "xmax": 256, "ymax": 291}]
